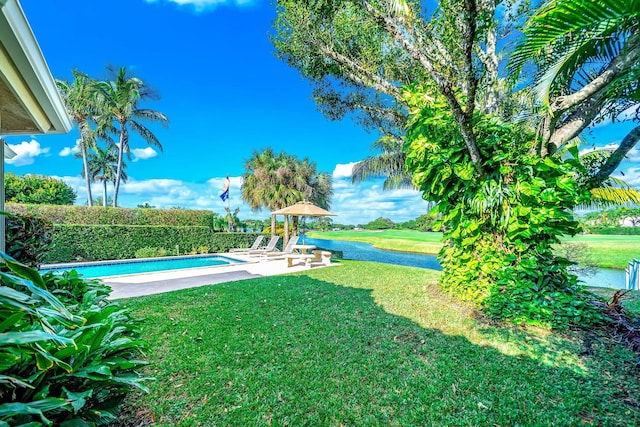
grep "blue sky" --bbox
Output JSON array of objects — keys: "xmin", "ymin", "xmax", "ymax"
[{"xmin": 4, "ymin": 0, "xmax": 639, "ymax": 224}]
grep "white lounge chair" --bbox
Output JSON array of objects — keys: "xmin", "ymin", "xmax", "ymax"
[
  {"xmin": 248, "ymin": 235, "xmax": 280, "ymax": 255},
  {"xmin": 229, "ymin": 235, "xmax": 264, "ymax": 253}
]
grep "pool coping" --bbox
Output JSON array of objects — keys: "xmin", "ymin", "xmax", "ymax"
[
  {"xmin": 100, "ymin": 254, "xmax": 339, "ymax": 299},
  {"xmin": 40, "ymin": 252, "xmax": 247, "ymax": 271}
]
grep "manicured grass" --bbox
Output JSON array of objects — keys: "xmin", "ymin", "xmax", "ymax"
[
  {"xmin": 308, "ymin": 230, "xmax": 640, "ymax": 269},
  {"xmin": 566, "ymin": 234, "xmax": 640, "ymax": 270},
  {"xmin": 118, "ymin": 262, "xmax": 640, "ymax": 426},
  {"xmin": 308, "ymin": 230, "xmax": 443, "ymax": 254}
]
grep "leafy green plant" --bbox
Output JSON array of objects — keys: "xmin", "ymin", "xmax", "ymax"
[
  {"xmin": 0, "ymin": 253, "xmax": 149, "ymax": 425},
  {"xmin": 134, "ymin": 247, "xmax": 169, "ymax": 258},
  {"xmin": 5, "ymin": 212, "xmax": 53, "ymax": 268},
  {"xmin": 5, "ymin": 203, "xmax": 216, "ymax": 227},
  {"xmin": 45, "ymin": 225, "xmax": 263, "ymax": 263},
  {"xmin": 404, "ymin": 93, "xmax": 604, "ymax": 328},
  {"xmin": 4, "ymin": 173, "xmax": 77, "ymax": 205}
]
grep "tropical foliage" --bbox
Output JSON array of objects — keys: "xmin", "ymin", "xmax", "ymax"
[
  {"xmin": 241, "ymin": 148, "xmax": 333, "ymax": 236},
  {"xmin": 4, "ymin": 173, "xmax": 77, "ymax": 205},
  {"xmin": 0, "ymin": 253, "xmax": 148, "ymax": 425},
  {"xmin": 4, "ymin": 212, "xmax": 53, "ymax": 268},
  {"xmin": 86, "ymin": 145, "xmax": 125, "ymax": 207},
  {"xmin": 273, "ymin": 0, "xmax": 639, "ymax": 327},
  {"xmin": 57, "ymin": 66, "xmax": 168, "ymax": 207},
  {"xmin": 94, "ymin": 66, "xmax": 168, "ymax": 207},
  {"xmin": 57, "ymin": 70, "xmax": 100, "ymax": 206}
]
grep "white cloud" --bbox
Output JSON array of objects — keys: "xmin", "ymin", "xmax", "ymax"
[
  {"xmin": 144, "ymin": 0, "xmax": 256, "ymax": 12},
  {"xmin": 332, "ymin": 162, "xmax": 355, "ymax": 179},
  {"xmin": 60, "ymin": 167, "xmax": 433, "ymax": 225},
  {"xmin": 131, "ymin": 147, "xmax": 158, "ymax": 162},
  {"xmin": 579, "ymin": 142, "xmax": 619, "ymax": 157},
  {"xmin": 59, "ymin": 140, "xmax": 81, "ymax": 157},
  {"xmin": 6, "ymin": 140, "xmax": 50, "ymax": 166}
]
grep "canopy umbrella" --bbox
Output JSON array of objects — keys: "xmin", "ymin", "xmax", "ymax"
[{"xmin": 271, "ymin": 201, "xmax": 336, "ymax": 246}]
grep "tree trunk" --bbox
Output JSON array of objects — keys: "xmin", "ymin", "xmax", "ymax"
[
  {"xmin": 283, "ymin": 215, "xmax": 290, "ymax": 248},
  {"xmin": 113, "ymin": 125, "xmax": 127, "ymax": 208},
  {"xmin": 80, "ymin": 142, "xmax": 93, "ymax": 206},
  {"xmin": 102, "ymin": 180, "xmax": 107, "ymax": 207},
  {"xmin": 271, "ymin": 215, "xmax": 276, "ymax": 238}
]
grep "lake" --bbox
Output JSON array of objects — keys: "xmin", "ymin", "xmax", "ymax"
[{"xmin": 304, "ymin": 236, "xmax": 627, "ymax": 289}]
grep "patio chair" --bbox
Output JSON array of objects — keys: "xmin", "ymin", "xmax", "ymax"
[
  {"xmin": 247, "ymin": 235, "xmax": 280, "ymax": 255},
  {"xmin": 229, "ymin": 235, "xmax": 264, "ymax": 253},
  {"xmin": 262, "ymin": 235, "xmax": 299, "ymax": 257}
]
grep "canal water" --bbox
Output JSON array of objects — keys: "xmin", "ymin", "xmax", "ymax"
[{"xmin": 304, "ymin": 236, "xmax": 626, "ymax": 289}]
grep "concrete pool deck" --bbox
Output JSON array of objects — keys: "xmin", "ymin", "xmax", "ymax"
[{"xmin": 102, "ymin": 253, "xmax": 338, "ymax": 299}]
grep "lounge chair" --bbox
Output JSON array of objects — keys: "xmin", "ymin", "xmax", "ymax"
[
  {"xmin": 262, "ymin": 235, "xmax": 299, "ymax": 257},
  {"xmin": 248, "ymin": 235, "xmax": 280, "ymax": 255},
  {"xmin": 229, "ymin": 235, "xmax": 264, "ymax": 253}
]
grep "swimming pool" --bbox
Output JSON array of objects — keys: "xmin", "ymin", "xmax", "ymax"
[{"xmin": 40, "ymin": 255, "xmax": 245, "ymax": 279}]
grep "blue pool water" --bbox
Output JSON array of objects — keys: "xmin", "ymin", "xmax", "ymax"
[
  {"xmin": 41, "ymin": 255, "xmax": 243, "ymax": 279},
  {"xmin": 303, "ymin": 236, "xmax": 627, "ymax": 289}
]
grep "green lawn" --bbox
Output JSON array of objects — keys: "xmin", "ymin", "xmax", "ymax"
[
  {"xmin": 118, "ymin": 262, "xmax": 640, "ymax": 426},
  {"xmin": 308, "ymin": 230, "xmax": 640, "ymax": 269}
]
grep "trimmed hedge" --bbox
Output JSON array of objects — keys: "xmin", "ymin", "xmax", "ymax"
[
  {"xmin": 584, "ymin": 226, "xmax": 640, "ymax": 235},
  {"xmin": 45, "ymin": 225, "xmax": 265, "ymax": 263},
  {"xmin": 6, "ymin": 203, "xmax": 215, "ymax": 227}
]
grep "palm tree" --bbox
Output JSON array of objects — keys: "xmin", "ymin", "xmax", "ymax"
[
  {"xmin": 56, "ymin": 70, "xmax": 100, "ymax": 206},
  {"xmin": 351, "ymin": 135, "xmax": 414, "ymax": 190},
  {"xmin": 241, "ymin": 148, "xmax": 333, "ymax": 242},
  {"xmin": 95, "ymin": 66, "xmax": 168, "ymax": 207},
  {"xmin": 85, "ymin": 145, "xmax": 125, "ymax": 207}
]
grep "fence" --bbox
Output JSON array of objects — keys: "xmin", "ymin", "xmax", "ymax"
[{"xmin": 626, "ymin": 259, "xmax": 640, "ymax": 290}]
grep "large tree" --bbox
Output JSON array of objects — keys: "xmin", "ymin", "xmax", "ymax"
[
  {"xmin": 95, "ymin": 66, "xmax": 168, "ymax": 207},
  {"xmin": 56, "ymin": 71, "xmax": 100, "ymax": 206},
  {"xmin": 241, "ymin": 148, "xmax": 333, "ymax": 242},
  {"xmin": 273, "ymin": 0, "xmax": 640, "ymax": 327}
]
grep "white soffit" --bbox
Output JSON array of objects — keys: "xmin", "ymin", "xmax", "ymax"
[{"xmin": 0, "ymin": 0, "xmax": 72, "ymax": 135}]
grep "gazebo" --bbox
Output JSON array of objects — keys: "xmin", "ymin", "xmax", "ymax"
[{"xmin": 271, "ymin": 200, "xmax": 336, "ymax": 247}]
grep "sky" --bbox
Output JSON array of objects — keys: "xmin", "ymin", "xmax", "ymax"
[{"xmin": 4, "ymin": 0, "xmax": 639, "ymax": 224}]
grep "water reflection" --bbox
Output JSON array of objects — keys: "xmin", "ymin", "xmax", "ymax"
[{"xmin": 305, "ymin": 236, "xmax": 626, "ymax": 289}]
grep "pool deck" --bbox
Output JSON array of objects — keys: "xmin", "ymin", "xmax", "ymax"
[{"xmin": 102, "ymin": 253, "xmax": 338, "ymax": 299}]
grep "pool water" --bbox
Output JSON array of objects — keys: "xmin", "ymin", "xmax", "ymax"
[{"xmin": 41, "ymin": 255, "xmax": 244, "ymax": 279}]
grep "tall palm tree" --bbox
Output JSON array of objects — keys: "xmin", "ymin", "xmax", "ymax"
[
  {"xmin": 241, "ymin": 148, "xmax": 333, "ymax": 242},
  {"xmin": 56, "ymin": 70, "xmax": 100, "ymax": 206},
  {"xmin": 85, "ymin": 145, "xmax": 125, "ymax": 207},
  {"xmin": 95, "ymin": 66, "xmax": 168, "ymax": 207}
]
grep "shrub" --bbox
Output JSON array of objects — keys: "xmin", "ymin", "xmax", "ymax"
[
  {"xmin": 0, "ymin": 253, "xmax": 148, "ymax": 425},
  {"xmin": 45, "ymin": 226, "xmax": 265, "ymax": 263},
  {"xmin": 584, "ymin": 226, "xmax": 640, "ymax": 235},
  {"xmin": 134, "ymin": 247, "xmax": 169, "ymax": 258},
  {"xmin": 5, "ymin": 203, "xmax": 215, "ymax": 227},
  {"xmin": 5, "ymin": 212, "xmax": 53, "ymax": 268}
]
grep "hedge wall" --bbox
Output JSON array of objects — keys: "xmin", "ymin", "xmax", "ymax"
[
  {"xmin": 45, "ymin": 225, "xmax": 265, "ymax": 263},
  {"xmin": 584, "ymin": 226, "xmax": 640, "ymax": 235},
  {"xmin": 6, "ymin": 203, "xmax": 215, "ymax": 227}
]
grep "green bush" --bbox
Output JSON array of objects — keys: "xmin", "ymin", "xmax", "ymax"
[
  {"xmin": 0, "ymin": 253, "xmax": 148, "ymax": 425},
  {"xmin": 45, "ymin": 226, "xmax": 265, "ymax": 263},
  {"xmin": 5, "ymin": 212, "xmax": 53, "ymax": 268},
  {"xmin": 134, "ymin": 247, "xmax": 169, "ymax": 258},
  {"xmin": 5, "ymin": 203, "xmax": 215, "ymax": 227},
  {"xmin": 584, "ymin": 226, "xmax": 640, "ymax": 235}
]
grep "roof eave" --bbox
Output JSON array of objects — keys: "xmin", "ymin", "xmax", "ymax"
[{"xmin": 0, "ymin": 0, "xmax": 72, "ymax": 135}]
